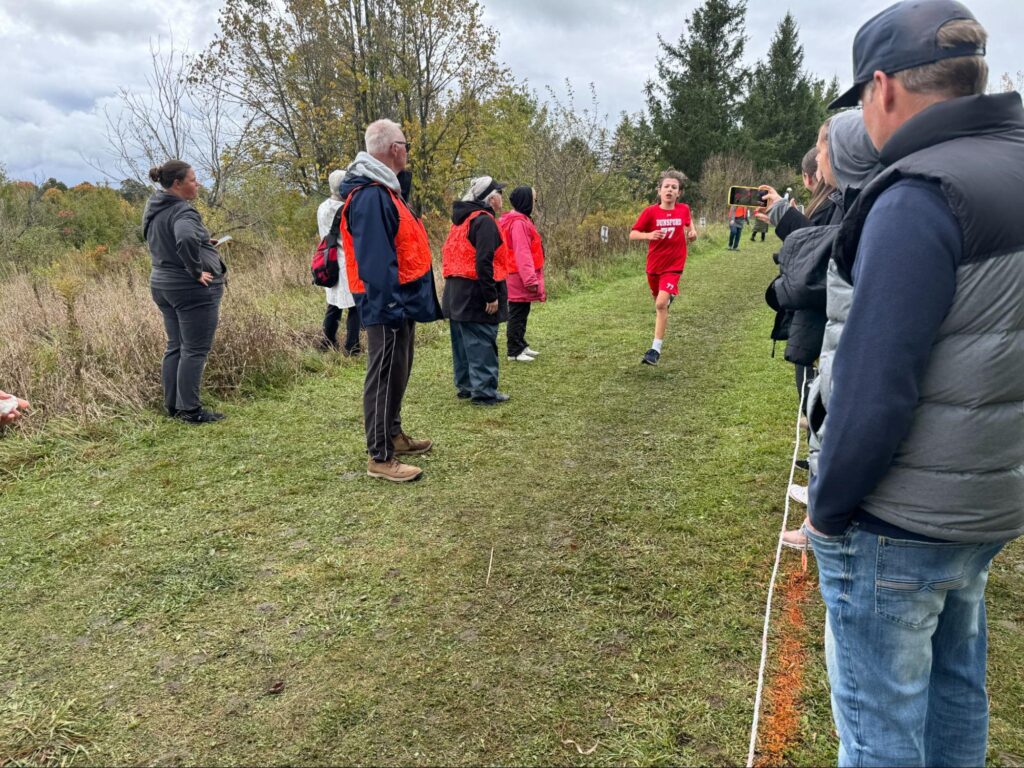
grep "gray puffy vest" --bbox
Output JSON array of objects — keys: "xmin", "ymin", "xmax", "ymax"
[{"xmin": 809, "ymin": 93, "xmax": 1024, "ymax": 543}]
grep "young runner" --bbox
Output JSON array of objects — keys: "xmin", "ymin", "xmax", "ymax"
[{"xmin": 629, "ymin": 170, "xmax": 698, "ymax": 365}]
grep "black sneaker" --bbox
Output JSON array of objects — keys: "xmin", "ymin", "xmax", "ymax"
[
  {"xmin": 456, "ymin": 390, "xmax": 472, "ymax": 400},
  {"xmin": 471, "ymin": 392, "xmax": 510, "ymax": 406},
  {"xmin": 177, "ymin": 409, "xmax": 226, "ymax": 424},
  {"xmin": 641, "ymin": 349, "xmax": 660, "ymax": 366},
  {"xmin": 795, "ymin": 459, "xmax": 810, "ymax": 471}
]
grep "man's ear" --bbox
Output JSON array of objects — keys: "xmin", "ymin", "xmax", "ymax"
[{"xmin": 873, "ymin": 71, "xmax": 898, "ymax": 114}]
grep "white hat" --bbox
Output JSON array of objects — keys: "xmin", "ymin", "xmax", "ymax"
[{"xmin": 461, "ymin": 175, "xmax": 506, "ymax": 202}]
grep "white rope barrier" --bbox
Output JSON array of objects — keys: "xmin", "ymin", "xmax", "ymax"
[{"xmin": 746, "ymin": 370, "xmax": 809, "ymax": 767}]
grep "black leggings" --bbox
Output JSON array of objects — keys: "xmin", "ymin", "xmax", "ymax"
[
  {"xmin": 507, "ymin": 302, "xmax": 532, "ymax": 356},
  {"xmin": 324, "ymin": 304, "xmax": 361, "ymax": 353}
]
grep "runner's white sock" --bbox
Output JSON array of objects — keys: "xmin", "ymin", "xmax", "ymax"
[{"xmin": 652, "ymin": 339, "xmax": 663, "ymax": 353}]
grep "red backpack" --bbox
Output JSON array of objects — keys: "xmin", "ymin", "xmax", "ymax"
[{"xmin": 311, "ymin": 206, "xmax": 343, "ymax": 287}]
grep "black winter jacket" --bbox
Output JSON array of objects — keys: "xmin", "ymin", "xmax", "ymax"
[{"xmin": 765, "ymin": 196, "xmax": 840, "ymax": 364}]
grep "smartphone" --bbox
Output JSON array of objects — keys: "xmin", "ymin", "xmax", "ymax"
[
  {"xmin": 212, "ymin": 235, "xmax": 232, "ymax": 246},
  {"xmin": 727, "ymin": 186, "xmax": 767, "ymax": 207}
]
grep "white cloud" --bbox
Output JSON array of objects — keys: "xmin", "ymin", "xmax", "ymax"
[
  {"xmin": 5, "ymin": 0, "xmax": 161, "ymax": 44},
  {"xmin": 0, "ymin": 0, "xmax": 222, "ymax": 183}
]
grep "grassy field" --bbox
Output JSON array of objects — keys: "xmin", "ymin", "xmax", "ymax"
[{"xmin": 2, "ymin": 238, "xmax": 1022, "ymax": 766}]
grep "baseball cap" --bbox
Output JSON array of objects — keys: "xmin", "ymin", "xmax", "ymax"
[
  {"xmin": 463, "ymin": 176, "xmax": 507, "ymax": 202},
  {"xmin": 829, "ymin": 0, "xmax": 984, "ymax": 109}
]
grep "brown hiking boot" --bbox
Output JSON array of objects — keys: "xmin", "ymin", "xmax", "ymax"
[
  {"xmin": 392, "ymin": 431, "xmax": 433, "ymax": 455},
  {"xmin": 367, "ymin": 458, "xmax": 423, "ymax": 482}
]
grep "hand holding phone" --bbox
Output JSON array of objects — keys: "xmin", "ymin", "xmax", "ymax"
[{"xmin": 728, "ymin": 186, "xmax": 768, "ymax": 208}]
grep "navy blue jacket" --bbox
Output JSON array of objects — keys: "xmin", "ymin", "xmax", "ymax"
[{"xmin": 340, "ymin": 175, "xmax": 441, "ymax": 328}]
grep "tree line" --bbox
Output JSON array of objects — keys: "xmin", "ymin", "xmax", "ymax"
[
  {"xmin": 17, "ymin": 0, "xmax": 1019, "ymax": 274},
  {"xmin": 103, "ymin": 0, "xmax": 835, "ymax": 219}
]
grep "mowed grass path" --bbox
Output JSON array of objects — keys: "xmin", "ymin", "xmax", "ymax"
[{"xmin": 2, "ymin": 241, "xmax": 1023, "ymax": 766}]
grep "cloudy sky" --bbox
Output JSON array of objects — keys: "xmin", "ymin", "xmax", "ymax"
[{"xmin": 1, "ymin": 0, "xmax": 1020, "ymax": 184}]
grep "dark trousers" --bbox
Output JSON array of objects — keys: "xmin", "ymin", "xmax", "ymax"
[
  {"xmin": 506, "ymin": 301, "xmax": 532, "ymax": 356},
  {"xmin": 450, "ymin": 320, "xmax": 499, "ymax": 402},
  {"xmin": 728, "ymin": 224, "xmax": 743, "ymax": 249},
  {"xmin": 363, "ymin": 321, "xmax": 415, "ymax": 462},
  {"xmin": 151, "ymin": 283, "xmax": 224, "ymax": 415},
  {"xmin": 751, "ymin": 230, "xmax": 766, "ymax": 241},
  {"xmin": 324, "ymin": 303, "xmax": 361, "ymax": 353}
]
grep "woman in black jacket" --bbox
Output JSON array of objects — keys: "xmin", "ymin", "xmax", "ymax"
[
  {"xmin": 761, "ymin": 121, "xmax": 840, "ymax": 407},
  {"xmin": 143, "ymin": 161, "xmax": 227, "ymax": 424}
]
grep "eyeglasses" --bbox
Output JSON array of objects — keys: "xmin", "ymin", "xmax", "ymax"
[{"xmin": 392, "ymin": 141, "xmax": 412, "ymax": 151}]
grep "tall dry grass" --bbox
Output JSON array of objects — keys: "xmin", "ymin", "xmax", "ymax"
[
  {"xmin": 2, "ymin": 216, "xmax": 663, "ymax": 435},
  {"xmin": 0, "ymin": 244, "xmax": 318, "ymax": 431}
]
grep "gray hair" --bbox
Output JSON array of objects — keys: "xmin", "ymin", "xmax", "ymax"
[
  {"xmin": 896, "ymin": 18, "xmax": 988, "ymax": 98},
  {"xmin": 328, "ymin": 169, "xmax": 345, "ymax": 197},
  {"xmin": 365, "ymin": 119, "xmax": 404, "ymax": 156}
]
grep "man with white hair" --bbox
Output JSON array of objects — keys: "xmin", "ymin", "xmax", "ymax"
[
  {"xmin": 316, "ymin": 169, "xmax": 360, "ymax": 355},
  {"xmin": 339, "ymin": 119, "xmax": 441, "ymax": 482},
  {"xmin": 441, "ymin": 176, "xmax": 511, "ymax": 405}
]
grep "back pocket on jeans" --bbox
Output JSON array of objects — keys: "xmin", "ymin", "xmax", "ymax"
[{"xmin": 874, "ymin": 539, "xmax": 968, "ymax": 629}]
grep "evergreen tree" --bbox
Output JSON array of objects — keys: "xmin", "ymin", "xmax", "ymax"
[
  {"xmin": 609, "ymin": 113, "xmax": 661, "ymax": 202},
  {"xmin": 740, "ymin": 13, "xmax": 834, "ymax": 169},
  {"xmin": 645, "ymin": 0, "xmax": 748, "ymax": 184}
]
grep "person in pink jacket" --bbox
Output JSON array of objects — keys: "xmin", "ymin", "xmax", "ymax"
[{"xmin": 499, "ymin": 186, "xmax": 546, "ymax": 362}]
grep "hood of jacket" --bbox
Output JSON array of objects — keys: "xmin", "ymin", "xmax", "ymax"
[
  {"xmin": 828, "ymin": 109, "xmax": 882, "ymax": 195},
  {"xmin": 451, "ymin": 199, "xmax": 495, "ymax": 226},
  {"xmin": 142, "ymin": 190, "xmax": 188, "ymax": 238},
  {"xmin": 341, "ymin": 151, "xmax": 400, "ymax": 196}
]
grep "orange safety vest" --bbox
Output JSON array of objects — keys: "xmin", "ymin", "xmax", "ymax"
[
  {"xmin": 339, "ymin": 184, "xmax": 433, "ymax": 293},
  {"xmin": 734, "ymin": 205, "xmax": 748, "ymax": 218},
  {"xmin": 441, "ymin": 209, "xmax": 512, "ymax": 281},
  {"xmin": 499, "ymin": 212, "xmax": 545, "ymax": 270}
]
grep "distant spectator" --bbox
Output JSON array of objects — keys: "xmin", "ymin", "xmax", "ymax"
[
  {"xmin": 727, "ymin": 203, "xmax": 748, "ymax": 250},
  {"xmin": 750, "ymin": 214, "xmax": 769, "ymax": 242},
  {"xmin": 317, "ymin": 169, "xmax": 361, "ymax": 355},
  {"xmin": 499, "ymin": 185, "xmax": 546, "ymax": 362},
  {"xmin": 144, "ymin": 160, "xmax": 227, "ymax": 424},
  {"xmin": 442, "ymin": 176, "xmax": 511, "ymax": 405}
]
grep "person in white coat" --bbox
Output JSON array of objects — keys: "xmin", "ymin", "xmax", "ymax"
[{"xmin": 316, "ymin": 169, "xmax": 361, "ymax": 354}]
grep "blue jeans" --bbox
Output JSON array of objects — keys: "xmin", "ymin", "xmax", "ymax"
[
  {"xmin": 449, "ymin": 320, "xmax": 499, "ymax": 402},
  {"xmin": 807, "ymin": 523, "xmax": 1005, "ymax": 767},
  {"xmin": 728, "ymin": 223, "xmax": 743, "ymax": 249}
]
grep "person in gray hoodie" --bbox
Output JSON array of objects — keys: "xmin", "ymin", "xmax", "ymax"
[
  {"xmin": 767, "ymin": 109, "xmax": 882, "ymax": 550},
  {"xmin": 143, "ymin": 160, "xmax": 227, "ymax": 424}
]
